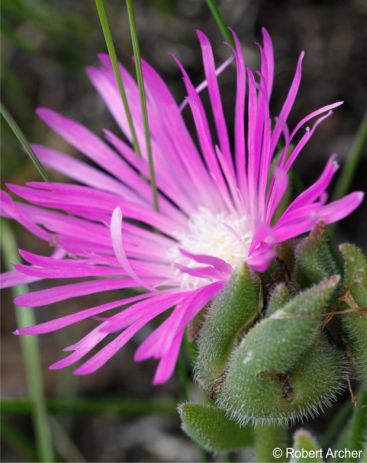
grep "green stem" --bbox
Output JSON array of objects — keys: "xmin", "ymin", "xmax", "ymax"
[
  {"xmin": 126, "ymin": 0, "xmax": 159, "ymax": 211},
  {"xmin": 345, "ymin": 387, "xmax": 367, "ymax": 457},
  {"xmin": 1, "ymin": 397, "xmax": 177, "ymax": 415},
  {"xmin": 95, "ymin": 0, "xmax": 141, "ymax": 157},
  {"xmin": 1, "ymin": 221, "xmax": 54, "ymax": 462},
  {"xmin": 332, "ymin": 387, "xmax": 367, "ymax": 462},
  {"xmin": 329, "ymin": 112, "xmax": 367, "ymax": 236},
  {"xmin": 255, "ymin": 424, "xmax": 288, "ymax": 463},
  {"xmin": 178, "ymin": 348, "xmax": 189, "ymax": 401},
  {"xmin": 320, "ymin": 397, "xmax": 353, "ymax": 449},
  {"xmin": 0, "ymin": 101, "xmax": 49, "ymax": 181},
  {"xmin": 332, "ymin": 111, "xmax": 367, "ymax": 201},
  {"xmin": 206, "ymin": 0, "xmax": 234, "ymax": 46}
]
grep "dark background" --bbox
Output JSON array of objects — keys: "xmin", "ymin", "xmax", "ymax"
[{"xmin": 1, "ymin": 0, "xmax": 366, "ymax": 461}]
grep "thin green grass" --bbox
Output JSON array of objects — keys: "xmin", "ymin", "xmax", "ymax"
[
  {"xmin": 126, "ymin": 0, "xmax": 159, "ymax": 211},
  {"xmin": 1, "ymin": 221, "xmax": 54, "ymax": 462},
  {"xmin": 0, "ymin": 101, "xmax": 49, "ymax": 181},
  {"xmin": 206, "ymin": 0, "xmax": 234, "ymax": 46},
  {"xmin": 95, "ymin": 0, "xmax": 142, "ymax": 157},
  {"xmin": 2, "ymin": 397, "xmax": 177, "ymax": 415},
  {"xmin": 332, "ymin": 111, "xmax": 367, "ymax": 201},
  {"xmin": 329, "ymin": 111, "xmax": 367, "ymax": 235}
]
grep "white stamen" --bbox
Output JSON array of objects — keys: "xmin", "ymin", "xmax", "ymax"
[{"xmin": 169, "ymin": 207, "xmax": 253, "ymax": 289}]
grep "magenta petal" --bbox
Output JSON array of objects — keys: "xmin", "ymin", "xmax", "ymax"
[{"xmin": 14, "ymin": 277, "xmax": 160, "ymax": 307}]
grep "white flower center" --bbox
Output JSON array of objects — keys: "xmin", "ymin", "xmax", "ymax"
[{"xmin": 169, "ymin": 207, "xmax": 253, "ymax": 288}]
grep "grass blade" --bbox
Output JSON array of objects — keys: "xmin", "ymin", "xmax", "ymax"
[
  {"xmin": 125, "ymin": 0, "xmax": 159, "ymax": 211},
  {"xmin": 2, "ymin": 397, "xmax": 177, "ymax": 415},
  {"xmin": 206, "ymin": 0, "xmax": 234, "ymax": 46},
  {"xmin": 320, "ymin": 397, "xmax": 352, "ymax": 449},
  {"xmin": 95, "ymin": 0, "xmax": 142, "ymax": 157},
  {"xmin": 329, "ymin": 111, "xmax": 367, "ymax": 235},
  {"xmin": 1, "ymin": 221, "xmax": 54, "ymax": 462},
  {"xmin": 332, "ymin": 111, "xmax": 367, "ymax": 201},
  {"xmin": 0, "ymin": 101, "xmax": 49, "ymax": 181}
]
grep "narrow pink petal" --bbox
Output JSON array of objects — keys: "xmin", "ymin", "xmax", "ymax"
[
  {"xmin": 248, "ymin": 247, "xmax": 277, "ymax": 272},
  {"xmin": 110, "ymin": 207, "xmax": 150, "ymax": 289},
  {"xmin": 101, "ymin": 290, "xmax": 187, "ymax": 334},
  {"xmin": 32, "ymin": 144, "xmax": 127, "ymax": 196},
  {"xmin": 261, "ymin": 28, "xmax": 274, "ymax": 98},
  {"xmin": 179, "ymin": 248, "xmax": 232, "ymax": 275},
  {"xmin": 73, "ymin": 290, "xmax": 186, "ymax": 375},
  {"xmin": 0, "ymin": 270, "xmax": 40, "ymax": 289},
  {"xmin": 86, "ymin": 63, "xmax": 144, "ymax": 148},
  {"xmin": 14, "ymin": 277, "xmax": 161, "ymax": 307},
  {"xmin": 283, "ymin": 111, "xmax": 334, "ymax": 171},
  {"xmin": 15, "ymin": 293, "xmax": 153, "ymax": 335},
  {"xmin": 180, "ymin": 56, "xmax": 234, "ymax": 111},
  {"xmin": 246, "ymin": 68, "xmax": 258, "ymax": 213},
  {"xmin": 175, "ymin": 264, "xmax": 224, "ymax": 281},
  {"xmin": 142, "ymin": 60, "xmax": 220, "ymax": 211},
  {"xmin": 36, "ymin": 108, "xmax": 138, "ymax": 184},
  {"xmin": 14, "ymin": 263, "xmax": 124, "ymax": 279},
  {"xmin": 173, "ymin": 55, "xmax": 229, "ymax": 212},
  {"xmin": 49, "ymin": 324, "xmax": 109, "ymax": 370},
  {"xmin": 197, "ymin": 30, "xmax": 233, "ymax": 174},
  {"xmin": 285, "ymin": 155, "xmax": 339, "ymax": 214},
  {"xmin": 230, "ymin": 30, "xmax": 248, "ymax": 202},
  {"xmin": 153, "ymin": 330, "xmax": 183, "ymax": 385},
  {"xmin": 289, "ymin": 101, "xmax": 343, "ymax": 141},
  {"xmin": 316, "ymin": 192, "xmax": 364, "ymax": 224},
  {"xmin": 1, "ymin": 190, "xmax": 50, "ymax": 241}
]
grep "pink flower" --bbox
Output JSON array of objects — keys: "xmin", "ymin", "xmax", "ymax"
[{"xmin": 1, "ymin": 29, "xmax": 363, "ymax": 384}]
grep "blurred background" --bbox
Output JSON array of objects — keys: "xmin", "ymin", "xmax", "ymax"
[{"xmin": 1, "ymin": 0, "xmax": 366, "ymax": 461}]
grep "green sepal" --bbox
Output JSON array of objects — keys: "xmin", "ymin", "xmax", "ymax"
[
  {"xmin": 216, "ymin": 277, "xmax": 344, "ymax": 425},
  {"xmin": 291, "ymin": 430, "xmax": 323, "ymax": 462},
  {"xmin": 178, "ymin": 402, "xmax": 253, "ymax": 452},
  {"xmin": 195, "ymin": 264, "xmax": 262, "ymax": 394},
  {"xmin": 339, "ymin": 243, "xmax": 367, "ymax": 381},
  {"xmin": 295, "ymin": 222, "xmax": 341, "ymax": 287}
]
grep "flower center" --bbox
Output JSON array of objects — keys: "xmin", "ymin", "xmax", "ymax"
[{"xmin": 170, "ymin": 207, "xmax": 253, "ymax": 288}]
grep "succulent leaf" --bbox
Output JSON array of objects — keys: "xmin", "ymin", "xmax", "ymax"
[
  {"xmin": 178, "ymin": 402, "xmax": 253, "ymax": 452},
  {"xmin": 291, "ymin": 429, "xmax": 323, "ymax": 462},
  {"xmin": 339, "ymin": 243, "xmax": 367, "ymax": 381},
  {"xmin": 195, "ymin": 264, "xmax": 262, "ymax": 393},
  {"xmin": 255, "ymin": 424, "xmax": 288, "ymax": 462},
  {"xmin": 266, "ymin": 283, "xmax": 291, "ymax": 317}
]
